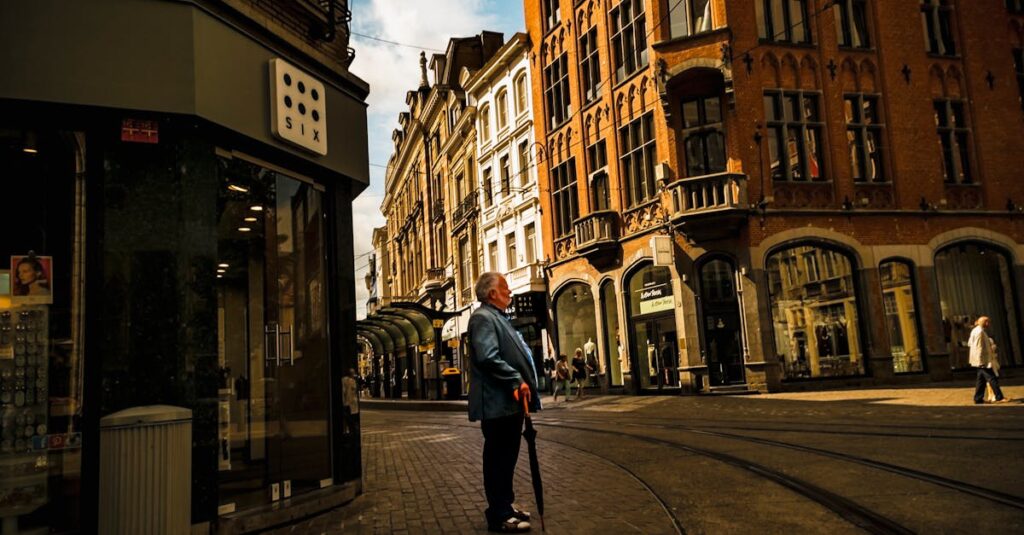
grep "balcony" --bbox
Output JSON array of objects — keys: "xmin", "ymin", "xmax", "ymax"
[
  {"xmin": 451, "ymin": 194, "xmax": 478, "ymax": 230},
  {"xmin": 667, "ymin": 172, "xmax": 749, "ymax": 241},
  {"xmin": 506, "ymin": 262, "xmax": 544, "ymax": 289},
  {"xmin": 421, "ymin": 266, "xmax": 451, "ymax": 293},
  {"xmin": 573, "ymin": 210, "xmax": 620, "ymax": 265}
]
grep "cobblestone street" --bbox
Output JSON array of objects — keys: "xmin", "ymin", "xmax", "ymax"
[{"xmin": 273, "ymin": 380, "xmax": 1024, "ymax": 534}]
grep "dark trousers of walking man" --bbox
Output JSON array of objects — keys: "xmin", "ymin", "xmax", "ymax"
[
  {"xmin": 974, "ymin": 367, "xmax": 1006, "ymax": 404},
  {"xmin": 482, "ymin": 412, "xmax": 524, "ymax": 523}
]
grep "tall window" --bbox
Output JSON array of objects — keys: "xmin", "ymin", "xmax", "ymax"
[
  {"xmin": 921, "ymin": 0, "xmax": 956, "ymax": 56},
  {"xmin": 459, "ymin": 236, "xmax": 472, "ymax": 301},
  {"xmin": 483, "ymin": 166, "xmax": 494, "ymax": 206},
  {"xmin": 764, "ymin": 91, "xmax": 824, "ymax": 181},
  {"xmin": 834, "ymin": 0, "xmax": 870, "ymax": 48},
  {"xmin": 500, "ymin": 155, "xmax": 511, "ymax": 195},
  {"xmin": 543, "ymin": 0, "xmax": 561, "ymax": 31},
  {"xmin": 610, "ymin": 0, "xmax": 649, "ymax": 82},
  {"xmin": 1014, "ymin": 49, "xmax": 1024, "ymax": 114},
  {"xmin": 496, "ymin": 90, "xmax": 509, "ymax": 131},
  {"xmin": 844, "ymin": 94, "xmax": 885, "ymax": 183},
  {"xmin": 518, "ymin": 141, "xmax": 531, "ymax": 186},
  {"xmin": 514, "ymin": 72, "xmax": 528, "ymax": 116},
  {"xmin": 480, "ymin": 105, "xmax": 491, "ymax": 142},
  {"xmin": 506, "ymin": 232, "xmax": 518, "ymax": 270},
  {"xmin": 587, "ymin": 139, "xmax": 610, "ymax": 210},
  {"xmin": 488, "ymin": 241, "xmax": 499, "ymax": 271},
  {"xmin": 524, "ymin": 223, "xmax": 537, "ymax": 264},
  {"xmin": 756, "ymin": 0, "xmax": 810, "ymax": 44},
  {"xmin": 879, "ymin": 261, "xmax": 924, "ymax": 373},
  {"xmin": 551, "ymin": 157, "xmax": 579, "ymax": 238},
  {"xmin": 669, "ymin": 0, "xmax": 714, "ymax": 39},
  {"xmin": 620, "ymin": 112, "xmax": 657, "ymax": 207},
  {"xmin": 544, "ymin": 53, "xmax": 571, "ymax": 128},
  {"xmin": 681, "ymin": 95, "xmax": 726, "ymax": 177},
  {"xmin": 766, "ymin": 244, "xmax": 864, "ymax": 379},
  {"xmin": 934, "ymin": 99, "xmax": 972, "ymax": 184},
  {"xmin": 579, "ymin": 26, "xmax": 602, "ymax": 103}
]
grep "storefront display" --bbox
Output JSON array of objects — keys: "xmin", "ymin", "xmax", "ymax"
[{"xmin": 625, "ymin": 265, "xmax": 678, "ymax": 390}]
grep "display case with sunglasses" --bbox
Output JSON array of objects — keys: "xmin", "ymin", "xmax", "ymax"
[{"xmin": 0, "ymin": 306, "xmax": 49, "ymax": 521}]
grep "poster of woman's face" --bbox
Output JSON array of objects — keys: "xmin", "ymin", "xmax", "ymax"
[{"xmin": 11, "ymin": 255, "xmax": 53, "ymax": 304}]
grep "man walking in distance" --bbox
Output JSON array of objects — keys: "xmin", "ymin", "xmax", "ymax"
[
  {"xmin": 468, "ymin": 272, "xmax": 540, "ymax": 533},
  {"xmin": 970, "ymin": 316, "xmax": 1011, "ymax": 404}
]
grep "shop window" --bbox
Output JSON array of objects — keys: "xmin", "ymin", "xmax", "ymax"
[
  {"xmin": 844, "ymin": 94, "xmax": 886, "ymax": 183},
  {"xmin": 833, "ymin": 0, "xmax": 870, "ymax": 48},
  {"xmin": 550, "ymin": 157, "xmax": 579, "ymax": 238},
  {"xmin": 625, "ymin": 264, "xmax": 678, "ymax": 389},
  {"xmin": 600, "ymin": 281, "xmax": 624, "ymax": 386},
  {"xmin": 544, "ymin": 53, "xmax": 571, "ymax": 128},
  {"xmin": 756, "ymin": 0, "xmax": 811, "ymax": 44},
  {"xmin": 764, "ymin": 91, "xmax": 824, "ymax": 181},
  {"xmin": 579, "ymin": 26, "xmax": 602, "ymax": 103},
  {"xmin": 619, "ymin": 112, "xmax": 657, "ymax": 207},
  {"xmin": 879, "ymin": 261, "xmax": 924, "ymax": 373},
  {"xmin": 610, "ymin": 0, "xmax": 649, "ymax": 82},
  {"xmin": 669, "ymin": 0, "xmax": 714, "ymax": 39},
  {"xmin": 935, "ymin": 243, "xmax": 1020, "ymax": 369},
  {"xmin": 934, "ymin": 99, "xmax": 972, "ymax": 184},
  {"xmin": 921, "ymin": 0, "xmax": 956, "ymax": 56},
  {"xmin": 0, "ymin": 128, "xmax": 85, "ymax": 533},
  {"xmin": 681, "ymin": 95, "xmax": 726, "ymax": 177},
  {"xmin": 554, "ymin": 283, "xmax": 597, "ymax": 368},
  {"xmin": 766, "ymin": 244, "xmax": 864, "ymax": 379}
]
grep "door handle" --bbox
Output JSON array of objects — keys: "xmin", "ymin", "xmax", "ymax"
[
  {"xmin": 279, "ymin": 324, "xmax": 294, "ymax": 366},
  {"xmin": 265, "ymin": 323, "xmax": 280, "ymax": 366}
]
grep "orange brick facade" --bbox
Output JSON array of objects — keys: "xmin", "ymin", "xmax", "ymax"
[{"xmin": 526, "ymin": 0, "xmax": 1024, "ymax": 393}]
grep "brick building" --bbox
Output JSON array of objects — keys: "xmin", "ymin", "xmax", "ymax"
[{"xmin": 525, "ymin": 0, "xmax": 1024, "ymax": 394}]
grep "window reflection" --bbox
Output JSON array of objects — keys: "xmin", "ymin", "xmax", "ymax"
[
  {"xmin": 767, "ymin": 245, "xmax": 864, "ymax": 379},
  {"xmin": 879, "ymin": 261, "xmax": 923, "ymax": 373}
]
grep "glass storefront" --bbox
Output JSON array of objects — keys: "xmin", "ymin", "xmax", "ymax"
[
  {"xmin": 879, "ymin": 261, "xmax": 924, "ymax": 373},
  {"xmin": 599, "ymin": 281, "xmax": 624, "ymax": 386},
  {"xmin": 0, "ymin": 128, "xmax": 86, "ymax": 533},
  {"xmin": 554, "ymin": 283, "xmax": 596, "ymax": 367},
  {"xmin": 935, "ymin": 243, "xmax": 1020, "ymax": 369},
  {"xmin": 766, "ymin": 244, "xmax": 864, "ymax": 379},
  {"xmin": 699, "ymin": 258, "xmax": 745, "ymax": 386},
  {"xmin": 625, "ymin": 265, "xmax": 678, "ymax": 390}
]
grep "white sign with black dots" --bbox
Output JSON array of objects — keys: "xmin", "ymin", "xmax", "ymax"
[{"xmin": 269, "ymin": 58, "xmax": 327, "ymax": 155}]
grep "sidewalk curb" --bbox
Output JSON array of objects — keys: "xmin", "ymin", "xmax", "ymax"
[{"xmin": 361, "ymin": 399, "xmax": 468, "ymax": 412}]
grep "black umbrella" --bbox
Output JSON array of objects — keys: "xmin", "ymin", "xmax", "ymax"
[{"xmin": 522, "ymin": 396, "xmax": 545, "ymax": 531}]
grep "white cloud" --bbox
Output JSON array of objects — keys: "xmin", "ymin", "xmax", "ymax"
[{"xmin": 347, "ymin": 0, "xmax": 521, "ymax": 318}]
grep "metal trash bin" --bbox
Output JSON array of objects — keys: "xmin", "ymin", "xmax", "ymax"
[
  {"xmin": 442, "ymin": 368, "xmax": 462, "ymax": 400},
  {"xmin": 99, "ymin": 405, "xmax": 192, "ymax": 535}
]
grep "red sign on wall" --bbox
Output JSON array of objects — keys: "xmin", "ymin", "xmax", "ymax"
[{"xmin": 121, "ymin": 118, "xmax": 159, "ymax": 144}]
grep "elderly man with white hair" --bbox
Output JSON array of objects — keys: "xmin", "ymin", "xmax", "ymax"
[
  {"xmin": 467, "ymin": 272, "xmax": 541, "ymax": 532},
  {"xmin": 969, "ymin": 316, "xmax": 1011, "ymax": 404}
]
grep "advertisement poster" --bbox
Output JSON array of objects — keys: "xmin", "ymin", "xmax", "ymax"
[{"xmin": 10, "ymin": 255, "xmax": 54, "ymax": 305}]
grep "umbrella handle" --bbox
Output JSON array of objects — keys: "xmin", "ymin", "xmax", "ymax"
[{"xmin": 522, "ymin": 393, "xmax": 530, "ymax": 419}]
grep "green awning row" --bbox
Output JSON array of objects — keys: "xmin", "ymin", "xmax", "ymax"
[{"xmin": 357, "ymin": 301, "xmax": 457, "ymax": 357}]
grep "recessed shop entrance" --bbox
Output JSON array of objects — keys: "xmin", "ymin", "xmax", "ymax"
[
  {"xmin": 698, "ymin": 257, "xmax": 745, "ymax": 387},
  {"xmin": 215, "ymin": 153, "xmax": 332, "ymax": 512}
]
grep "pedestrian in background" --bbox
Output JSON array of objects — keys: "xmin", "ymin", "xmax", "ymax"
[
  {"xmin": 468, "ymin": 272, "xmax": 540, "ymax": 533},
  {"xmin": 552, "ymin": 354, "xmax": 571, "ymax": 402},
  {"xmin": 571, "ymin": 348, "xmax": 589, "ymax": 400},
  {"xmin": 969, "ymin": 316, "xmax": 1011, "ymax": 404}
]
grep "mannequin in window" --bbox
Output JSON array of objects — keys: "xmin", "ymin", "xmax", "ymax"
[
  {"xmin": 617, "ymin": 335, "xmax": 630, "ymax": 373},
  {"xmin": 584, "ymin": 338, "xmax": 598, "ymax": 383}
]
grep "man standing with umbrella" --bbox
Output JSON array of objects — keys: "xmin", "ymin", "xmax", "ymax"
[{"xmin": 468, "ymin": 272, "xmax": 542, "ymax": 533}]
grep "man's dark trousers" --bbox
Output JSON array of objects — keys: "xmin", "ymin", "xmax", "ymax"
[
  {"xmin": 481, "ymin": 412, "xmax": 524, "ymax": 526},
  {"xmin": 974, "ymin": 367, "xmax": 1005, "ymax": 403}
]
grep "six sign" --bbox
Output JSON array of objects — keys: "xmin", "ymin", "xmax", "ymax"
[{"xmin": 269, "ymin": 58, "xmax": 328, "ymax": 155}]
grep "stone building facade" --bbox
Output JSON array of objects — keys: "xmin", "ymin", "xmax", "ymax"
[{"xmin": 525, "ymin": 0, "xmax": 1024, "ymax": 393}]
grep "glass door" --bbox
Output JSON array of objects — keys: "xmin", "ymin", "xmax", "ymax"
[
  {"xmin": 216, "ymin": 154, "xmax": 331, "ymax": 513},
  {"xmin": 699, "ymin": 258, "xmax": 746, "ymax": 386}
]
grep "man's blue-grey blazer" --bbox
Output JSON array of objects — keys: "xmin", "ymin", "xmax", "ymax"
[{"xmin": 467, "ymin": 302, "xmax": 541, "ymax": 421}]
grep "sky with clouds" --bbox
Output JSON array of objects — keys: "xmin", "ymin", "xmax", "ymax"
[{"xmin": 348, "ymin": 0, "xmax": 525, "ymax": 318}]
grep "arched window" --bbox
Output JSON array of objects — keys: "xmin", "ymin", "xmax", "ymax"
[
  {"xmin": 554, "ymin": 283, "xmax": 597, "ymax": 366},
  {"xmin": 496, "ymin": 89, "xmax": 509, "ymax": 131},
  {"xmin": 479, "ymin": 105, "xmax": 491, "ymax": 142},
  {"xmin": 935, "ymin": 242, "xmax": 1020, "ymax": 368},
  {"xmin": 766, "ymin": 244, "xmax": 864, "ymax": 379},
  {"xmin": 879, "ymin": 260, "xmax": 924, "ymax": 373},
  {"xmin": 514, "ymin": 72, "xmax": 528, "ymax": 115}
]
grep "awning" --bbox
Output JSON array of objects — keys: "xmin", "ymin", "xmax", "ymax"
[
  {"xmin": 379, "ymin": 306, "xmax": 435, "ymax": 343},
  {"xmin": 371, "ymin": 313, "xmax": 419, "ymax": 346},
  {"xmin": 359, "ymin": 301, "xmax": 457, "ymax": 356},
  {"xmin": 356, "ymin": 334, "xmax": 382, "ymax": 355},
  {"xmin": 362, "ymin": 318, "xmax": 408, "ymax": 349},
  {"xmin": 356, "ymin": 323, "xmax": 393, "ymax": 353}
]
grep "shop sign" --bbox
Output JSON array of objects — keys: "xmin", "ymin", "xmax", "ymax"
[
  {"xmin": 269, "ymin": 58, "xmax": 328, "ymax": 155},
  {"xmin": 121, "ymin": 119, "xmax": 159, "ymax": 144},
  {"xmin": 638, "ymin": 281, "xmax": 673, "ymax": 315},
  {"xmin": 447, "ymin": 338, "xmax": 460, "ymax": 348}
]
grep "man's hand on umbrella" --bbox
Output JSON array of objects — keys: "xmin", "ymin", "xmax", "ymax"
[{"xmin": 512, "ymin": 382, "xmax": 531, "ymax": 405}]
